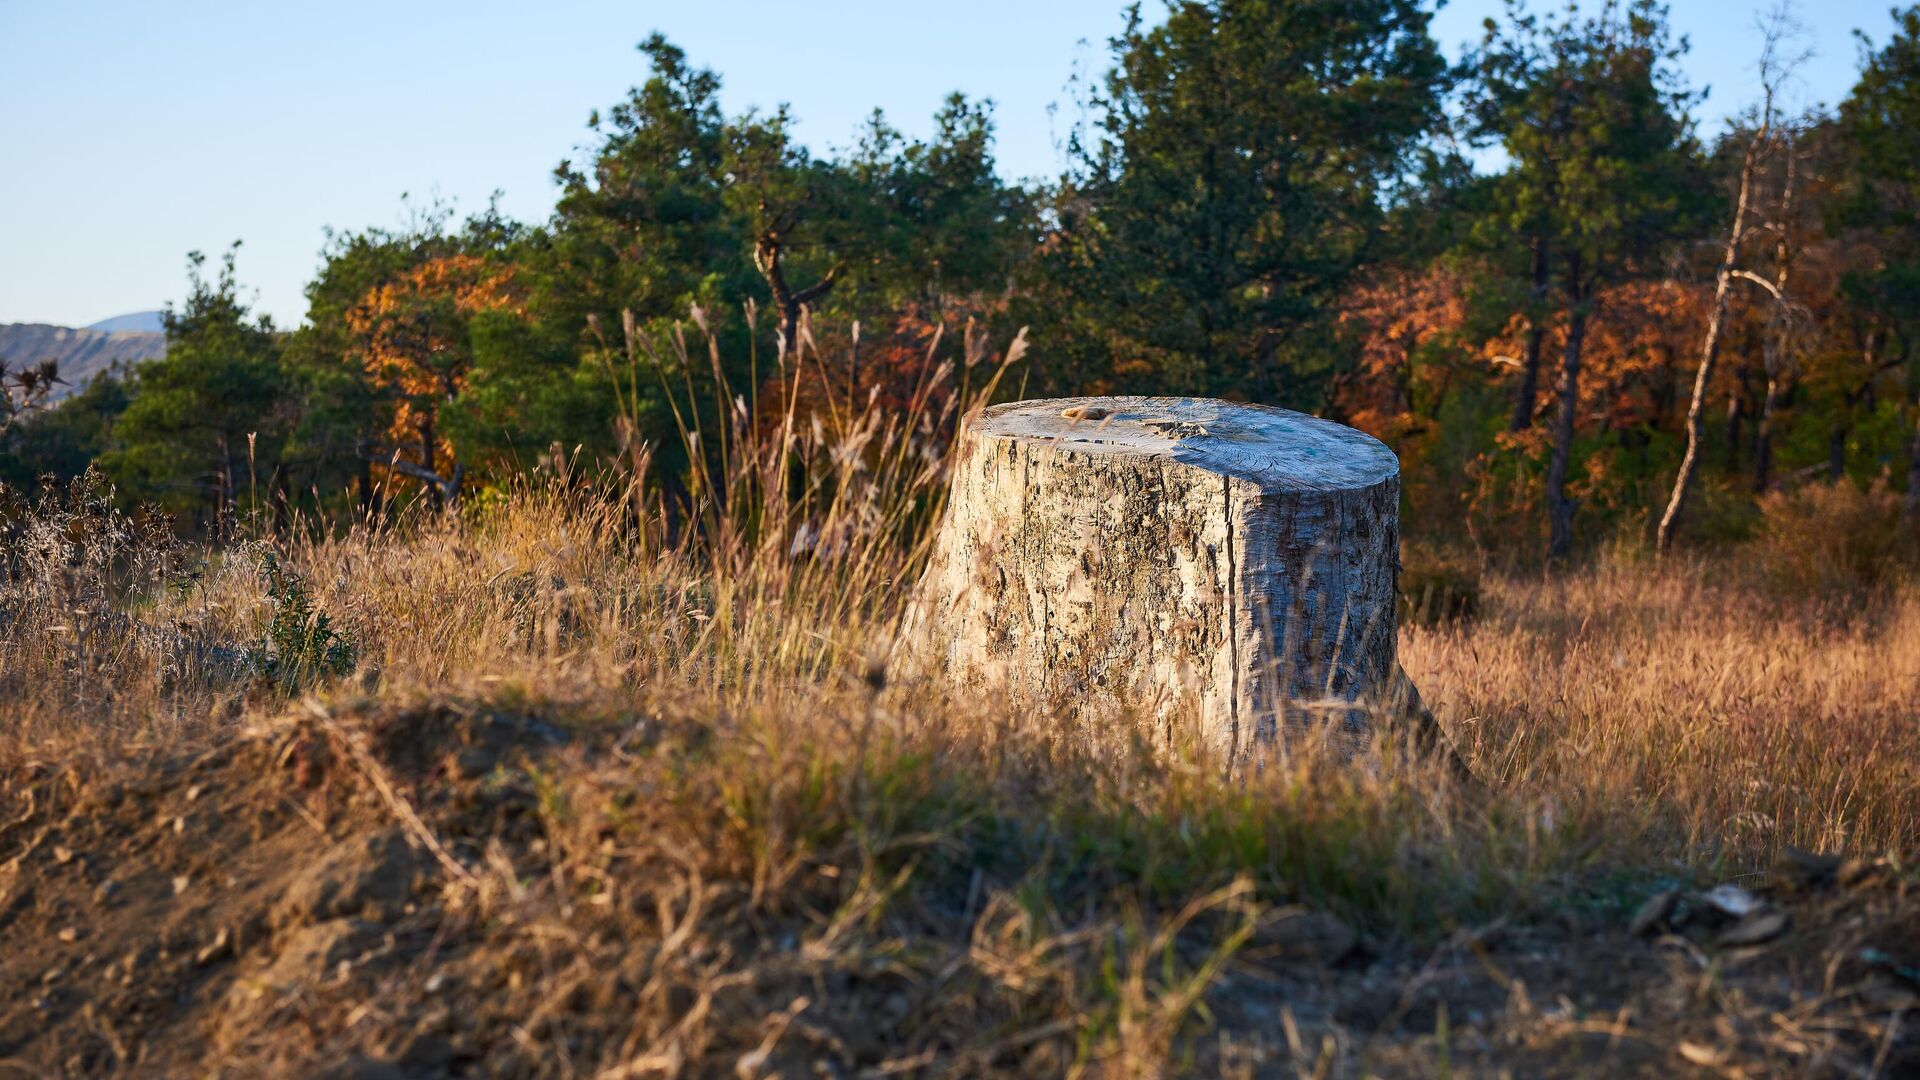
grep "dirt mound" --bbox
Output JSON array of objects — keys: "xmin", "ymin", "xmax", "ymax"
[
  {"xmin": 2, "ymin": 698, "xmax": 1915, "ymax": 1078},
  {"xmin": 0, "ymin": 700, "xmax": 567, "ymax": 1076}
]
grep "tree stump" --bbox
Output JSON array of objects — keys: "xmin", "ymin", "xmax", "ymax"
[{"xmin": 911, "ymin": 396, "xmax": 1404, "ymax": 763}]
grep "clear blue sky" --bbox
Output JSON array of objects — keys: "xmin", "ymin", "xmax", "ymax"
[{"xmin": 0, "ymin": 0, "xmax": 1901, "ymax": 328}]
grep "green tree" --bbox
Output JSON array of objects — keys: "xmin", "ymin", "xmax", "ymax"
[
  {"xmin": 1835, "ymin": 4, "xmax": 1920, "ymax": 510},
  {"xmin": 541, "ymin": 32, "xmax": 1034, "ymax": 473},
  {"xmin": 545, "ymin": 34, "xmax": 746, "ymax": 336},
  {"xmin": 1029, "ymin": 0, "xmax": 1449, "ymax": 400},
  {"xmin": 840, "ymin": 97, "xmax": 1036, "ymax": 315},
  {"xmin": 0, "ymin": 368, "xmax": 131, "ymax": 493},
  {"xmin": 724, "ymin": 105, "xmax": 856, "ymax": 352},
  {"xmin": 103, "ymin": 246, "xmax": 288, "ymax": 524},
  {"xmin": 1464, "ymin": 0, "xmax": 1708, "ymax": 558}
]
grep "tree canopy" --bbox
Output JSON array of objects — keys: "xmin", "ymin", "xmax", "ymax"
[{"xmin": 10, "ymin": 2, "xmax": 1920, "ymax": 560}]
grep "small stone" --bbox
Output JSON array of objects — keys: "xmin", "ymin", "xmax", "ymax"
[
  {"xmin": 1700, "ymin": 884, "xmax": 1762, "ymax": 919},
  {"xmin": 194, "ymin": 928, "xmax": 231, "ymax": 966},
  {"xmin": 172, "ymin": 875, "xmax": 191, "ymax": 895},
  {"xmin": 1629, "ymin": 889, "xmax": 1681, "ymax": 937},
  {"xmin": 42, "ymin": 968, "xmax": 63, "ymax": 984},
  {"xmin": 1678, "ymin": 1042, "xmax": 1724, "ymax": 1067},
  {"xmin": 306, "ymin": 1056, "xmax": 407, "ymax": 1080},
  {"xmin": 1772, "ymin": 847, "xmax": 1841, "ymax": 890},
  {"xmin": 186, "ymin": 784, "xmax": 203, "ymax": 802},
  {"xmin": 399, "ymin": 1034, "xmax": 455, "ymax": 1071},
  {"xmin": 453, "ymin": 746, "xmax": 500, "ymax": 779},
  {"xmin": 1718, "ymin": 910, "xmax": 1789, "ymax": 947},
  {"xmin": 56, "ymin": 926, "xmax": 79, "ymax": 943},
  {"xmin": 53, "ymin": 846, "xmax": 73, "ymax": 865}
]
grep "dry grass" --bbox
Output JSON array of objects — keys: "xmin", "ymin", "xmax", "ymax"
[
  {"xmin": 1408, "ymin": 559, "xmax": 1920, "ymax": 866},
  {"xmin": 2, "ymin": 324, "xmax": 1916, "ymax": 1075}
]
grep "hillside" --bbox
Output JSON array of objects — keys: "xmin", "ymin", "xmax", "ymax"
[
  {"xmin": 0, "ymin": 321, "xmax": 165, "ymax": 398},
  {"xmin": 85, "ymin": 310, "xmax": 166, "ymax": 334}
]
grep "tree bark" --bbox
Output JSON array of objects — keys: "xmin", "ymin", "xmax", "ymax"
[{"xmin": 910, "ymin": 396, "xmax": 1406, "ymax": 767}]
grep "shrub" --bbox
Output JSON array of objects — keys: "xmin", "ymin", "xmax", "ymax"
[
  {"xmin": 1753, "ymin": 479, "xmax": 1915, "ymax": 599},
  {"xmin": 1398, "ymin": 547, "xmax": 1481, "ymax": 626},
  {"xmin": 253, "ymin": 550, "xmax": 357, "ymax": 687}
]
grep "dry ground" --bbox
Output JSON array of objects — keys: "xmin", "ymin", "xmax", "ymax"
[{"xmin": 1, "ymin": 479, "xmax": 1916, "ymax": 1078}]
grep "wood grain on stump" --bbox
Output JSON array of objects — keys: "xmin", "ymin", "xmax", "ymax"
[{"xmin": 912, "ymin": 396, "xmax": 1403, "ymax": 764}]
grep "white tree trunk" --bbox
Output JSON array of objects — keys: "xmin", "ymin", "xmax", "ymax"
[{"xmin": 911, "ymin": 396, "xmax": 1403, "ymax": 765}]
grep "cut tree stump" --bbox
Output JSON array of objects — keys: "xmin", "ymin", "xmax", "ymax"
[{"xmin": 911, "ymin": 396, "xmax": 1409, "ymax": 764}]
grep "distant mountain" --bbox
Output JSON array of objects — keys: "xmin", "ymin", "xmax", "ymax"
[
  {"xmin": 86, "ymin": 310, "xmax": 166, "ymax": 334},
  {"xmin": 0, "ymin": 322, "xmax": 167, "ymax": 400}
]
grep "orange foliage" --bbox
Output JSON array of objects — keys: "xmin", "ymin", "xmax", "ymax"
[
  {"xmin": 1334, "ymin": 263, "xmax": 1469, "ymax": 444},
  {"xmin": 1338, "ymin": 262, "xmax": 1720, "ymax": 546},
  {"xmin": 1558, "ymin": 279, "xmax": 1706, "ymax": 432},
  {"xmin": 347, "ymin": 254, "xmax": 523, "ymax": 484},
  {"xmin": 1339, "ymin": 265, "xmax": 1713, "ymax": 443}
]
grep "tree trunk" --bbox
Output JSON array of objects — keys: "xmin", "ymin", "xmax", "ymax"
[
  {"xmin": 1907, "ymin": 393, "xmax": 1920, "ymax": 518},
  {"xmin": 1509, "ymin": 237, "xmax": 1551, "ymax": 432},
  {"xmin": 1757, "ymin": 138, "xmax": 1800, "ymax": 495},
  {"xmin": 1544, "ymin": 266, "xmax": 1587, "ymax": 563},
  {"xmin": 214, "ymin": 434, "xmax": 232, "ymax": 526},
  {"xmin": 1754, "ymin": 374, "xmax": 1783, "ymax": 493},
  {"xmin": 356, "ymin": 437, "xmax": 376, "ymax": 516},
  {"xmin": 1658, "ymin": 118, "xmax": 1767, "ymax": 555},
  {"xmin": 1723, "ymin": 365, "xmax": 1748, "ymax": 473},
  {"xmin": 419, "ymin": 415, "xmax": 442, "ymax": 511},
  {"xmin": 910, "ymin": 396, "xmax": 1406, "ymax": 767},
  {"xmin": 754, "ymin": 233, "xmax": 838, "ymax": 359}
]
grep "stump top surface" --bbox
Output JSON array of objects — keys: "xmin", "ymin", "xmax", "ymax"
[{"xmin": 975, "ymin": 396, "xmax": 1397, "ymax": 493}]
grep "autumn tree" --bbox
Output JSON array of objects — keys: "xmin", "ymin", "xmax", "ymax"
[
  {"xmin": 284, "ymin": 206, "xmax": 458, "ymax": 515},
  {"xmin": 348, "ymin": 247, "xmax": 523, "ymax": 508}
]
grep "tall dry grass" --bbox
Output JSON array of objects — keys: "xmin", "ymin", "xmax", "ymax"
[{"xmin": 1407, "ymin": 559, "xmax": 1920, "ymax": 865}]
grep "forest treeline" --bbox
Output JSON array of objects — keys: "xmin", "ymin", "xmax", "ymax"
[{"xmin": 5, "ymin": 0, "xmax": 1920, "ymax": 560}]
